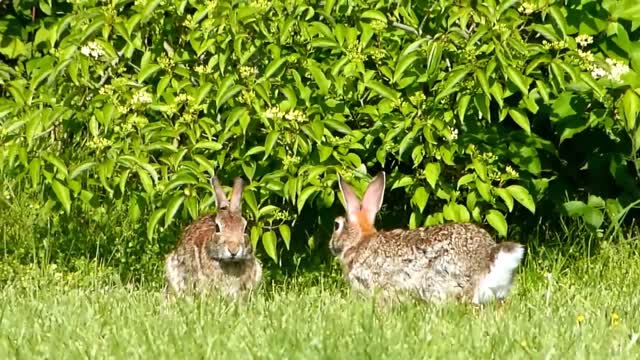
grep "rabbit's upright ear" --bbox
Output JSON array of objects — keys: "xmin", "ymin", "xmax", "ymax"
[
  {"xmin": 229, "ymin": 177, "xmax": 244, "ymax": 213},
  {"xmin": 338, "ymin": 175, "xmax": 361, "ymax": 222},
  {"xmin": 211, "ymin": 176, "xmax": 230, "ymax": 209},
  {"xmin": 360, "ymin": 172, "xmax": 385, "ymax": 227}
]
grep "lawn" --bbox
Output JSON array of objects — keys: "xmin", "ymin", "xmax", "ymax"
[{"xmin": 1, "ymin": 236, "xmax": 639, "ymax": 359}]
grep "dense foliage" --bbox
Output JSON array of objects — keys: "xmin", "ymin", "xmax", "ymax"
[{"xmin": 1, "ymin": 0, "xmax": 639, "ymax": 275}]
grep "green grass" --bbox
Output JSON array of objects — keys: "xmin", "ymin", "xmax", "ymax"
[{"xmin": 1, "ymin": 236, "xmax": 640, "ymax": 359}]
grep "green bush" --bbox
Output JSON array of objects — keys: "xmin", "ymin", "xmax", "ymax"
[{"xmin": 1, "ymin": 0, "xmax": 639, "ymax": 271}]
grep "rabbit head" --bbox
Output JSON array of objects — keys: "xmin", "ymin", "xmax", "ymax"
[
  {"xmin": 329, "ymin": 172, "xmax": 386, "ymax": 257},
  {"xmin": 205, "ymin": 176, "xmax": 252, "ymax": 262}
]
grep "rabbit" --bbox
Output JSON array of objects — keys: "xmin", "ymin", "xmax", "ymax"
[
  {"xmin": 164, "ymin": 176, "xmax": 262, "ymax": 300},
  {"xmin": 329, "ymin": 171, "xmax": 525, "ymax": 305}
]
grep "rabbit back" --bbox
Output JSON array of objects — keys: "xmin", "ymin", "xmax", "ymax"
[{"xmin": 347, "ymin": 223, "xmax": 516, "ymax": 303}]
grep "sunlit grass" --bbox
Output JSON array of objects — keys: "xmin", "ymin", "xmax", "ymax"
[{"xmin": 1, "ymin": 233, "xmax": 639, "ymax": 359}]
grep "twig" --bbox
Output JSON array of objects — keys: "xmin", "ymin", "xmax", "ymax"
[
  {"xmin": 33, "ymin": 121, "xmax": 60, "ymax": 140},
  {"xmin": 418, "ymin": 13, "xmax": 430, "ymax": 37},
  {"xmin": 391, "ymin": 22, "xmax": 419, "ymax": 36}
]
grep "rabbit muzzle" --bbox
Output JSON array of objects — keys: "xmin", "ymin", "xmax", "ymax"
[{"xmin": 206, "ymin": 235, "xmax": 252, "ymax": 262}]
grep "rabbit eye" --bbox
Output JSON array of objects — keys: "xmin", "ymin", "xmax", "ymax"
[{"xmin": 333, "ymin": 219, "xmax": 342, "ymax": 232}]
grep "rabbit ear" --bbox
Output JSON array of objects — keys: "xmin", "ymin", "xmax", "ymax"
[
  {"xmin": 211, "ymin": 176, "xmax": 230, "ymax": 209},
  {"xmin": 360, "ymin": 172, "xmax": 385, "ymax": 226},
  {"xmin": 338, "ymin": 175, "xmax": 361, "ymax": 221},
  {"xmin": 229, "ymin": 177, "xmax": 243, "ymax": 212}
]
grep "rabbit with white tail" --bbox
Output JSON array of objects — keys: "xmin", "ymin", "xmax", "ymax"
[
  {"xmin": 329, "ymin": 171, "xmax": 525, "ymax": 304},
  {"xmin": 164, "ymin": 176, "xmax": 262, "ymax": 299}
]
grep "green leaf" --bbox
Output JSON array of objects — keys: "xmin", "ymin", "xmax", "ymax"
[
  {"xmin": 361, "ymin": 10, "xmax": 387, "ymax": 22},
  {"xmin": 70, "ymin": 161, "xmax": 96, "ymax": 179},
  {"xmin": 310, "ymin": 38, "xmax": 339, "ymax": 48},
  {"xmin": 279, "ymin": 224, "xmax": 291, "ymax": 250},
  {"xmin": 495, "ymin": 188, "xmax": 514, "ymax": 212},
  {"xmin": 476, "ymin": 179, "xmax": 492, "ymax": 202},
  {"xmin": 216, "ymin": 77, "xmax": 243, "ymax": 111},
  {"xmin": 486, "ymin": 210, "xmax": 508, "ymax": 237},
  {"xmin": 424, "ymin": 163, "xmax": 441, "ymax": 189},
  {"xmin": 307, "ymin": 62, "xmax": 330, "ymax": 95},
  {"xmin": 51, "ymin": 180, "xmax": 71, "ymax": 214},
  {"xmin": 411, "ymin": 186, "xmax": 429, "ymax": 212},
  {"xmin": 262, "ymin": 57, "xmax": 287, "ymax": 80},
  {"xmin": 563, "ymin": 200, "xmax": 586, "ymax": 216},
  {"xmin": 548, "ymin": 5, "xmax": 569, "ymax": 38},
  {"xmin": 138, "ymin": 63, "xmax": 161, "ymax": 83},
  {"xmin": 458, "ymin": 94, "xmax": 471, "ymax": 122},
  {"xmin": 244, "ymin": 146, "xmax": 265, "ymax": 157},
  {"xmin": 142, "ymin": 0, "xmax": 162, "ymax": 21},
  {"xmin": 44, "ymin": 154, "xmax": 68, "ymax": 179},
  {"xmin": 622, "ymin": 89, "xmax": 639, "ymax": 131},
  {"xmin": 365, "ymin": 80, "xmax": 399, "ymax": 101},
  {"xmin": 506, "ymin": 185, "xmax": 535, "ymax": 214},
  {"xmin": 243, "ymin": 191, "xmax": 259, "ymax": 219},
  {"xmin": 435, "ymin": 68, "xmax": 470, "ymax": 102},
  {"xmin": 136, "ymin": 167, "xmax": 155, "ymax": 194},
  {"xmin": 164, "ymin": 194, "xmax": 185, "ymax": 228},
  {"xmin": 262, "ymin": 231, "xmax": 278, "ymax": 262},
  {"xmin": 505, "ymin": 67, "xmax": 529, "ymax": 95},
  {"xmin": 297, "ymin": 186, "xmax": 319, "ymax": 213},
  {"xmin": 264, "ymin": 131, "xmax": 279, "ymax": 160},
  {"xmin": 393, "ymin": 53, "xmax": 418, "ymax": 83},
  {"xmin": 475, "ymin": 69, "xmax": 491, "ymax": 97},
  {"xmin": 457, "ymin": 174, "xmax": 475, "ymax": 188},
  {"xmin": 147, "ymin": 208, "xmax": 167, "ymax": 240},
  {"xmin": 29, "ymin": 159, "xmax": 41, "ymax": 188},
  {"xmin": 583, "ymin": 206, "xmax": 604, "ymax": 228},
  {"xmin": 424, "ymin": 41, "xmax": 443, "ymax": 77},
  {"xmin": 509, "ymin": 108, "xmax": 531, "ymax": 134}
]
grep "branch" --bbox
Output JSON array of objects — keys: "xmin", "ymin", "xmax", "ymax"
[{"xmin": 391, "ymin": 22, "xmax": 419, "ymax": 36}]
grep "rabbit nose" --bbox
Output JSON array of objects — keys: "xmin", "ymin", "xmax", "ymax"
[{"xmin": 227, "ymin": 245, "xmax": 239, "ymax": 257}]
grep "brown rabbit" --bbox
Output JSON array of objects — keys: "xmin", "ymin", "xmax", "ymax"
[
  {"xmin": 164, "ymin": 176, "xmax": 262, "ymax": 299},
  {"xmin": 329, "ymin": 171, "xmax": 525, "ymax": 304}
]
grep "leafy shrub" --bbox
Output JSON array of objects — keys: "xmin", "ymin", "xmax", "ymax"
[{"xmin": 1, "ymin": 0, "xmax": 639, "ymax": 271}]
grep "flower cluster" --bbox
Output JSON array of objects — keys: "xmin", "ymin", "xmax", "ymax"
[
  {"xmin": 518, "ymin": 2, "xmax": 538, "ymax": 15},
  {"xmin": 543, "ymin": 40, "xmax": 568, "ymax": 51},
  {"xmin": 448, "ymin": 127, "xmax": 459, "ymax": 141},
  {"xmin": 239, "ymin": 66, "xmax": 257, "ymax": 79},
  {"xmin": 264, "ymin": 107, "xmax": 307, "ymax": 122},
  {"xmin": 87, "ymin": 137, "xmax": 113, "ymax": 151},
  {"xmin": 604, "ymin": 58, "xmax": 630, "ymax": 82},
  {"xmin": 370, "ymin": 20, "xmax": 386, "ymax": 31},
  {"xmin": 80, "ymin": 41, "xmax": 104, "ymax": 59},
  {"xmin": 131, "ymin": 89, "xmax": 153, "ymax": 106},
  {"xmin": 252, "ymin": 0, "xmax": 270, "ymax": 11},
  {"xmin": 575, "ymin": 34, "xmax": 593, "ymax": 47},
  {"xmin": 505, "ymin": 166, "xmax": 519, "ymax": 178},
  {"xmin": 368, "ymin": 48, "xmax": 386, "ymax": 63},
  {"xmin": 346, "ymin": 44, "xmax": 366, "ymax": 62},
  {"xmin": 175, "ymin": 93, "xmax": 193, "ymax": 104},
  {"xmin": 240, "ymin": 90, "xmax": 255, "ymax": 104}
]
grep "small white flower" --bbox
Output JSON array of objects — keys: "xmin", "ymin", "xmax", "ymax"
[
  {"xmin": 518, "ymin": 2, "xmax": 536, "ymax": 15},
  {"xmin": 132, "ymin": 89, "xmax": 153, "ymax": 105},
  {"xmin": 591, "ymin": 66, "xmax": 607, "ymax": 79},
  {"xmin": 449, "ymin": 127, "xmax": 459, "ymax": 140},
  {"xmin": 577, "ymin": 49, "xmax": 595, "ymax": 63},
  {"xmin": 80, "ymin": 41, "xmax": 105, "ymax": 59},
  {"xmin": 606, "ymin": 58, "xmax": 630, "ymax": 82},
  {"xmin": 575, "ymin": 34, "xmax": 593, "ymax": 47}
]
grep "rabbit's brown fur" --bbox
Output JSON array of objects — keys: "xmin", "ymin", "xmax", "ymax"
[
  {"xmin": 330, "ymin": 172, "xmax": 524, "ymax": 304},
  {"xmin": 164, "ymin": 176, "xmax": 262, "ymax": 299}
]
